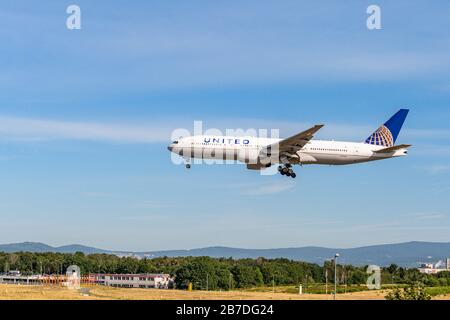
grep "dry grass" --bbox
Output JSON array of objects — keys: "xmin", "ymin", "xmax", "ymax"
[
  {"xmin": 0, "ymin": 284, "xmax": 384, "ymax": 300},
  {"xmin": 88, "ymin": 286, "xmax": 389, "ymax": 300},
  {"xmin": 0, "ymin": 284, "xmax": 99, "ymax": 300},
  {"xmin": 0, "ymin": 284, "xmax": 448, "ymax": 300}
]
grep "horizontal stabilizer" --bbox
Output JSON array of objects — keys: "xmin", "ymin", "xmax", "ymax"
[{"xmin": 373, "ymin": 144, "xmax": 412, "ymax": 153}]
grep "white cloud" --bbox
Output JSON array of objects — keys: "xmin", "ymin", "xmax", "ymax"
[
  {"xmin": 405, "ymin": 212, "xmax": 448, "ymax": 220},
  {"xmin": 243, "ymin": 181, "xmax": 296, "ymax": 196},
  {"xmin": 133, "ymin": 201, "xmax": 170, "ymax": 209},
  {"xmin": 412, "ymin": 145, "xmax": 450, "ymax": 157},
  {"xmin": 404, "ymin": 128, "xmax": 450, "ymax": 140},
  {"xmin": 0, "ymin": 115, "xmax": 366, "ymax": 143},
  {"xmin": 81, "ymin": 192, "xmax": 114, "ymax": 198},
  {"xmin": 0, "ymin": 116, "xmax": 171, "ymax": 143},
  {"xmin": 0, "ymin": 155, "xmax": 17, "ymax": 161},
  {"xmin": 422, "ymin": 164, "xmax": 450, "ymax": 174},
  {"xmin": 0, "ymin": 115, "xmax": 448, "ymax": 146},
  {"xmin": 2, "ymin": 2, "xmax": 450, "ymax": 92}
]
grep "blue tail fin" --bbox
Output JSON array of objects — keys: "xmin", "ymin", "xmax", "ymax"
[{"xmin": 365, "ymin": 109, "xmax": 409, "ymax": 147}]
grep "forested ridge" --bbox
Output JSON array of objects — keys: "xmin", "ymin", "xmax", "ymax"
[{"xmin": 1, "ymin": 252, "xmax": 449, "ymax": 290}]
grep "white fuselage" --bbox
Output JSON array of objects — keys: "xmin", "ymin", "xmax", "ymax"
[{"xmin": 168, "ymin": 135, "xmax": 408, "ymax": 166}]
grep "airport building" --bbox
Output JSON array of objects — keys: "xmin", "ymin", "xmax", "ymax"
[
  {"xmin": 0, "ymin": 271, "xmax": 173, "ymax": 288},
  {"xmin": 0, "ymin": 271, "xmax": 42, "ymax": 285},
  {"xmin": 90, "ymin": 273, "xmax": 173, "ymax": 289}
]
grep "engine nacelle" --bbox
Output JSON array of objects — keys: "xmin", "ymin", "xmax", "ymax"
[
  {"xmin": 246, "ymin": 163, "xmax": 272, "ymax": 170},
  {"xmin": 297, "ymin": 152, "xmax": 317, "ymax": 164},
  {"xmin": 237, "ymin": 149, "xmax": 260, "ymax": 164}
]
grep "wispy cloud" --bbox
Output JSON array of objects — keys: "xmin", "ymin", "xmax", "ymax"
[
  {"xmin": 243, "ymin": 181, "xmax": 296, "ymax": 196},
  {"xmin": 405, "ymin": 128, "xmax": 450, "ymax": 140},
  {"xmin": 133, "ymin": 201, "xmax": 170, "ymax": 209},
  {"xmin": 82, "ymin": 192, "xmax": 114, "ymax": 198},
  {"xmin": 0, "ymin": 113, "xmax": 375, "ymax": 143},
  {"xmin": 0, "ymin": 155, "xmax": 17, "ymax": 161},
  {"xmin": 1, "ymin": 2, "xmax": 450, "ymax": 94},
  {"xmin": 0, "ymin": 116, "xmax": 171, "ymax": 143},
  {"xmin": 405, "ymin": 212, "xmax": 448, "ymax": 221},
  {"xmin": 112, "ymin": 214, "xmax": 168, "ymax": 222},
  {"xmin": 434, "ymin": 83, "xmax": 450, "ymax": 93},
  {"xmin": 0, "ymin": 115, "xmax": 448, "ymax": 146},
  {"xmin": 421, "ymin": 164, "xmax": 450, "ymax": 174},
  {"xmin": 0, "ymin": 115, "xmax": 366, "ymax": 143},
  {"xmin": 412, "ymin": 145, "xmax": 450, "ymax": 157}
]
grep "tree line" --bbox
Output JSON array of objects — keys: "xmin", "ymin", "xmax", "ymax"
[{"xmin": 1, "ymin": 252, "xmax": 449, "ymax": 290}]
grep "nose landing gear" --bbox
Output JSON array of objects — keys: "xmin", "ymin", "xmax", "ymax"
[{"xmin": 278, "ymin": 164, "xmax": 296, "ymax": 178}]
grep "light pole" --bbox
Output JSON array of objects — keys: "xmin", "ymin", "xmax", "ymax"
[
  {"xmin": 305, "ymin": 275, "xmax": 308, "ymax": 293},
  {"xmin": 272, "ymin": 274, "xmax": 275, "ymax": 293},
  {"xmin": 334, "ymin": 253, "xmax": 339, "ymax": 300}
]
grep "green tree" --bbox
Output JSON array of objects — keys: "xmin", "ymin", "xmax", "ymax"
[
  {"xmin": 174, "ymin": 257, "xmax": 218, "ymax": 290},
  {"xmin": 387, "ymin": 264, "xmax": 399, "ymax": 275},
  {"xmin": 231, "ymin": 265, "xmax": 264, "ymax": 288}
]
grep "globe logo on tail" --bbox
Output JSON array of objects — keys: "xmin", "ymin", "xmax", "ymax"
[{"xmin": 365, "ymin": 125, "xmax": 394, "ymax": 147}]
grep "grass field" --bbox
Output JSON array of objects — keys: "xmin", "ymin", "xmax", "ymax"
[
  {"xmin": 245, "ymin": 284, "xmax": 373, "ymax": 294},
  {"xmin": 1, "ymin": 284, "xmax": 449, "ymax": 300}
]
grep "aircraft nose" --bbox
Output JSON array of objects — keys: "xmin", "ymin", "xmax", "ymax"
[{"xmin": 167, "ymin": 145, "xmax": 173, "ymax": 152}]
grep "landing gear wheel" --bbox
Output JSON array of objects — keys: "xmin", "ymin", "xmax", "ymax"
[
  {"xmin": 278, "ymin": 164, "xmax": 297, "ymax": 178},
  {"xmin": 186, "ymin": 164, "xmax": 191, "ymax": 169}
]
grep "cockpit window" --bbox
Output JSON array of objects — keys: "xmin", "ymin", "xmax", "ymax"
[{"xmin": 172, "ymin": 141, "xmax": 179, "ymax": 144}]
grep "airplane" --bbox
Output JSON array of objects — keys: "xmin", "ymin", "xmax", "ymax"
[{"xmin": 167, "ymin": 109, "xmax": 410, "ymax": 178}]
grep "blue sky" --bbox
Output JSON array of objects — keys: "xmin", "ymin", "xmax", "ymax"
[{"xmin": 0, "ymin": 1, "xmax": 449, "ymax": 252}]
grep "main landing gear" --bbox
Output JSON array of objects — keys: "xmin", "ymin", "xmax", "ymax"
[{"xmin": 278, "ymin": 164, "xmax": 296, "ymax": 178}]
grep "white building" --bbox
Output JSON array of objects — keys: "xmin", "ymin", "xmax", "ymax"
[
  {"xmin": 418, "ymin": 260, "xmax": 450, "ymax": 274},
  {"xmin": 418, "ymin": 266, "xmax": 440, "ymax": 274},
  {"xmin": 90, "ymin": 273, "xmax": 172, "ymax": 289},
  {"xmin": 0, "ymin": 274, "xmax": 41, "ymax": 285}
]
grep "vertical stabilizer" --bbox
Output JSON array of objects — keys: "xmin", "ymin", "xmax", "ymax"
[{"xmin": 365, "ymin": 109, "xmax": 409, "ymax": 147}]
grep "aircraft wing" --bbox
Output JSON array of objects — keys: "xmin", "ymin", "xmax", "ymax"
[
  {"xmin": 265, "ymin": 124, "xmax": 324, "ymax": 156},
  {"xmin": 373, "ymin": 144, "xmax": 412, "ymax": 153}
]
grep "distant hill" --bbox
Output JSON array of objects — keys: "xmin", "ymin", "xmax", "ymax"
[
  {"xmin": 0, "ymin": 242, "xmax": 110, "ymax": 254},
  {"xmin": 1, "ymin": 241, "xmax": 449, "ymax": 267},
  {"xmin": 139, "ymin": 242, "xmax": 450, "ymax": 267}
]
